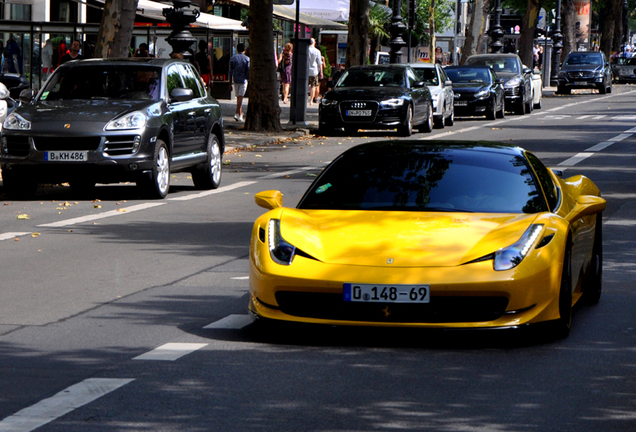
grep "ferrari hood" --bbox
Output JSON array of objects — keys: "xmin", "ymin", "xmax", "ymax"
[{"xmin": 279, "ymin": 209, "xmax": 539, "ymax": 267}]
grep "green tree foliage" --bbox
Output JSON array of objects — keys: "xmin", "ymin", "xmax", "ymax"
[{"xmin": 400, "ymin": 0, "xmax": 455, "ymax": 46}]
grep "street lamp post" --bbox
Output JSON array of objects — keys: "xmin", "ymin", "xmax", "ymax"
[
  {"xmin": 550, "ymin": 0, "xmax": 563, "ymax": 87},
  {"xmin": 162, "ymin": 0, "xmax": 200, "ymax": 59},
  {"xmin": 389, "ymin": 0, "xmax": 407, "ymax": 63},
  {"xmin": 489, "ymin": 0, "xmax": 504, "ymax": 53}
]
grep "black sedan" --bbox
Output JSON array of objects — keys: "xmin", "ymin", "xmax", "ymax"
[
  {"xmin": 445, "ymin": 66, "xmax": 505, "ymax": 120},
  {"xmin": 465, "ymin": 53, "xmax": 533, "ymax": 115},
  {"xmin": 319, "ymin": 64, "xmax": 433, "ymax": 137},
  {"xmin": 558, "ymin": 51, "xmax": 612, "ymax": 94},
  {"xmin": 0, "ymin": 58, "xmax": 224, "ymax": 199}
]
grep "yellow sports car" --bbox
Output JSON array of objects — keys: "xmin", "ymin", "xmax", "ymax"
[{"xmin": 249, "ymin": 141, "xmax": 606, "ymax": 338}]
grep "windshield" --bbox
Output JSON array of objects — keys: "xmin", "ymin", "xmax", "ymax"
[
  {"xmin": 337, "ymin": 69, "xmax": 406, "ymax": 87},
  {"xmin": 412, "ymin": 67, "xmax": 439, "ymax": 86},
  {"xmin": 466, "ymin": 57, "xmax": 519, "ymax": 74},
  {"xmin": 40, "ymin": 65, "xmax": 162, "ymax": 101},
  {"xmin": 565, "ymin": 54, "xmax": 602, "ymax": 66},
  {"xmin": 298, "ymin": 148, "xmax": 546, "ymax": 214},
  {"xmin": 445, "ymin": 68, "xmax": 492, "ymax": 84}
]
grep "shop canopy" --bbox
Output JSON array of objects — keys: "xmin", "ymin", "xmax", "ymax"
[
  {"xmin": 227, "ymin": 0, "xmax": 346, "ymax": 28},
  {"xmin": 282, "ymin": 0, "xmax": 349, "ymax": 22}
]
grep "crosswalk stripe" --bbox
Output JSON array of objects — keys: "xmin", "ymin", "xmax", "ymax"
[{"xmin": 132, "ymin": 343, "xmax": 208, "ymax": 361}]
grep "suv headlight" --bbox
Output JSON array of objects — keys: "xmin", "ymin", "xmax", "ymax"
[
  {"xmin": 105, "ymin": 111, "xmax": 147, "ymax": 131},
  {"xmin": 493, "ymin": 224, "xmax": 544, "ymax": 271},
  {"xmin": 504, "ymin": 77, "xmax": 521, "ymax": 88},
  {"xmin": 380, "ymin": 98, "xmax": 405, "ymax": 107},
  {"xmin": 268, "ymin": 219, "xmax": 296, "ymax": 265},
  {"xmin": 4, "ymin": 113, "xmax": 31, "ymax": 130},
  {"xmin": 321, "ymin": 98, "xmax": 338, "ymax": 106}
]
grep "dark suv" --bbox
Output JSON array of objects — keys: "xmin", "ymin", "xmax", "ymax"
[
  {"xmin": 1, "ymin": 58, "xmax": 224, "ymax": 199},
  {"xmin": 465, "ymin": 53, "xmax": 533, "ymax": 115},
  {"xmin": 557, "ymin": 51, "xmax": 612, "ymax": 94}
]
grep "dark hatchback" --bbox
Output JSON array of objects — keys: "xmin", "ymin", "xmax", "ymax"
[
  {"xmin": 0, "ymin": 58, "xmax": 224, "ymax": 199},
  {"xmin": 319, "ymin": 64, "xmax": 433, "ymax": 137},
  {"xmin": 465, "ymin": 53, "xmax": 533, "ymax": 115},
  {"xmin": 557, "ymin": 51, "xmax": 612, "ymax": 94},
  {"xmin": 445, "ymin": 66, "xmax": 505, "ymax": 119}
]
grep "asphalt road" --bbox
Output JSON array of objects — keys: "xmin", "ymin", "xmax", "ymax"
[{"xmin": 1, "ymin": 86, "xmax": 635, "ymax": 432}]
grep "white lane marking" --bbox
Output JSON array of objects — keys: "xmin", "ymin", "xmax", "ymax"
[
  {"xmin": 416, "ymin": 125, "xmax": 482, "ymax": 140},
  {"xmin": 591, "ymin": 115, "xmax": 607, "ymax": 120},
  {"xmin": 203, "ymin": 314, "xmax": 253, "ymax": 330},
  {"xmin": 613, "ymin": 115, "xmax": 636, "ymax": 121},
  {"xmin": 605, "ymin": 219, "xmax": 636, "ymax": 226},
  {"xmin": 36, "ymin": 203, "xmax": 165, "ymax": 228},
  {"xmin": 0, "ymin": 378, "xmax": 134, "ymax": 432},
  {"xmin": 168, "ymin": 181, "xmax": 257, "ymax": 201},
  {"xmin": 0, "ymin": 232, "xmax": 30, "ymax": 241},
  {"xmin": 586, "ymin": 142, "xmax": 615, "ymax": 152},
  {"xmin": 625, "ymin": 127, "xmax": 636, "ymax": 133},
  {"xmin": 230, "ymin": 276, "xmax": 249, "ymax": 280},
  {"xmin": 608, "ymin": 134, "xmax": 632, "ymax": 141},
  {"xmin": 132, "ymin": 343, "xmax": 207, "ymax": 361},
  {"xmin": 558, "ymin": 152, "xmax": 594, "ymax": 167},
  {"xmin": 577, "ymin": 115, "xmax": 592, "ymax": 119}
]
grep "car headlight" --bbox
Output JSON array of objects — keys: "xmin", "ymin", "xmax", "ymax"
[
  {"xmin": 321, "ymin": 98, "xmax": 338, "ymax": 106},
  {"xmin": 0, "ymin": 84, "xmax": 9, "ymax": 100},
  {"xmin": 3, "ymin": 113, "xmax": 31, "ymax": 130},
  {"xmin": 558, "ymin": 71, "xmax": 567, "ymax": 77},
  {"xmin": 493, "ymin": 224, "xmax": 544, "ymax": 271},
  {"xmin": 474, "ymin": 89, "xmax": 489, "ymax": 99},
  {"xmin": 105, "ymin": 111, "xmax": 147, "ymax": 131},
  {"xmin": 454, "ymin": 93, "xmax": 461, "ymax": 99},
  {"xmin": 504, "ymin": 77, "xmax": 521, "ymax": 88},
  {"xmin": 380, "ymin": 98, "xmax": 405, "ymax": 107},
  {"xmin": 268, "ymin": 219, "xmax": 296, "ymax": 265}
]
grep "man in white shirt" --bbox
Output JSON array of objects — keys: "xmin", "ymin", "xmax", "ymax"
[{"xmin": 307, "ymin": 38, "xmax": 323, "ymax": 105}]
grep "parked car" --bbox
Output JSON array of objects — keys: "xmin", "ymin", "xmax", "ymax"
[
  {"xmin": 409, "ymin": 63, "xmax": 454, "ymax": 128},
  {"xmin": 557, "ymin": 51, "xmax": 612, "ymax": 94},
  {"xmin": 610, "ymin": 56, "xmax": 636, "ymax": 84},
  {"xmin": 0, "ymin": 82, "xmax": 16, "ymax": 128},
  {"xmin": 527, "ymin": 66, "xmax": 543, "ymax": 109},
  {"xmin": 319, "ymin": 64, "xmax": 433, "ymax": 137},
  {"xmin": 465, "ymin": 53, "xmax": 533, "ymax": 115},
  {"xmin": 248, "ymin": 140, "xmax": 605, "ymax": 339},
  {"xmin": 0, "ymin": 58, "xmax": 224, "ymax": 199},
  {"xmin": 0, "ymin": 73, "xmax": 29, "ymax": 99},
  {"xmin": 445, "ymin": 66, "xmax": 505, "ymax": 119}
]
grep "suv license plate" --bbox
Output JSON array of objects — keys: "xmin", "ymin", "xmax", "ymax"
[
  {"xmin": 454, "ymin": 100, "xmax": 468, "ymax": 106},
  {"xmin": 45, "ymin": 151, "xmax": 88, "ymax": 162},
  {"xmin": 343, "ymin": 283, "xmax": 430, "ymax": 303},
  {"xmin": 574, "ymin": 81, "xmax": 587, "ymax": 86},
  {"xmin": 346, "ymin": 110, "xmax": 371, "ymax": 116}
]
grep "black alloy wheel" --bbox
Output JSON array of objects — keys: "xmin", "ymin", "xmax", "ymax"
[
  {"xmin": 583, "ymin": 214, "xmax": 603, "ymax": 304},
  {"xmin": 444, "ymin": 105, "xmax": 455, "ymax": 126},
  {"xmin": 398, "ymin": 105, "xmax": 413, "ymax": 137},
  {"xmin": 486, "ymin": 100, "xmax": 497, "ymax": 120},
  {"xmin": 496, "ymin": 98, "xmax": 505, "ymax": 118},
  {"xmin": 192, "ymin": 133, "xmax": 222, "ymax": 190},
  {"xmin": 138, "ymin": 139, "xmax": 170, "ymax": 199}
]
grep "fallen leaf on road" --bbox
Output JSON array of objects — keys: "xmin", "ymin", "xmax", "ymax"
[
  {"xmin": 255, "ymin": 155, "xmax": 262, "ymax": 157},
  {"xmin": 94, "ymin": 205, "xmax": 102, "ymax": 208},
  {"xmin": 16, "ymin": 214, "xmax": 30, "ymax": 220},
  {"xmin": 32, "ymin": 233, "xmax": 41, "ymax": 237},
  {"xmin": 14, "ymin": 238, "xmax": 19, "ymax": 241},
  {"xmin": 116, "ymin": 209, "xmax": 127, "ymax": 213}
]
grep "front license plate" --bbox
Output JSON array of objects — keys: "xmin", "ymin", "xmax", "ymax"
[
  {"xmin": 45, "ymin": 151, "xmax": 88, "ymax": 162},
  {"xmin": 454, "ymin": 100, "xmax": 468, "ymax": 106},
  {"xmin": 343, "ymin": 283, "xmax": 430, "ymax": 303},
  {"xmin": 346, "ymin": 109, "xmax": 371, "ymax": 116},
  {"xmin": 574, "ymin": 81, "xmax": 587, "ymax": 86}
]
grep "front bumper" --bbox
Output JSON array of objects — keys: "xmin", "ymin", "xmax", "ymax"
[
  {"xmin": 453, "ymin": 96, "xmax": 492, "ymax": 116},
  {"xmin": 558, "ymin": 74, "xmax": 606, "ymax": 89},
  {"xmin": 319, "ymin": 101, "xmax": 409, "ymax": 131}
]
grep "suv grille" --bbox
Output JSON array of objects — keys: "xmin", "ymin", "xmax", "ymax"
[
  {"xmin": 33, "ymin": 136, "xmax": 101, "ymax": 151},
  {"xmin": 103, "ymin": 135, "xmax": 140, "ymax": 156},
  {"xmin": 567, "ymin": 71, "xmax": 594, "ymax": 79}
]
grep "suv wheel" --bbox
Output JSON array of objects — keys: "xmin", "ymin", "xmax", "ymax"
[
  {"xmin": 139, "ymin": 140, "xmax": 170, "ymax": 199},
  {"xmin": 192, "ymin": 133, "xmax": 222, "ymax": 190}
]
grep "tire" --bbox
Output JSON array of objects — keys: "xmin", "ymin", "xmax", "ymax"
[
  {"xmin": 598, "ymin": 84, "xmax": 607, "ymax": 94},
  {"xmin": 1, "ymin": 168, "xmax": 37, "ymax": 199},
  {"xmin": 444, "ymin": 106, "xmax": 455, "ymax": 126},
  {"xmin": 551, "ymin": 245, "xmax": 573, "ymax": 339},
  {"xmin": 319, "ymin": 124, "xmax": 333, "ymax": 136},
  {"xmin": 515, "ymin": 97, "xmax": 525, "ymax": 115},
  {"xmin": 607, "ymin": 83, "xmax": 612, "ymax": 94},
  {"xmin": 557, "ymin": 85, "xmax": 570, "ymax": 95},
  {"xmin": 344, "ymin": 126, "xmax": 358, "ymax": 136},
  {"xmin": 398, "ymin": 105, "xmax": 413, "ymax": 137},
  {"xmin": 525, "ymin": 94, "xmax": 533, "ymax": 113},
  {"xmin": 496, "ymin": 99, "xmax": 505, "ymax": 118},
  {"xmin": 486, "ymin": 101, "xmax": 496, "ymax": 120},
  {"xmin": 583, "ymin": 214, "xmax": 603, "ymax": 304},
  {"xmin": 419, "ymin": 103, "xmax": 433, "ymax": 133},
  {"xmin": 534, "ymin": 97, "xmax": 542, "ymax": 109},
  {"xmin": 192, "ymin": 133, "xmax": 222, "ymax": 190},
  {"xmin": 139, "ymin": 140, "xmax": 170, "ymax": 199}
]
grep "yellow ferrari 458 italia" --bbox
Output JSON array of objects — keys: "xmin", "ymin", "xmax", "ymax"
[{"xmin": 249, "ymin": 141, "xmax": 606, "ymax": 338}]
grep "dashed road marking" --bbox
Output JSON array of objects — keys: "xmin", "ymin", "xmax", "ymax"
[
  {"xmin": 168, "ymin": 181, "xmax": 257, "ymax": 201},
  {"xmin": 0, "ymin": 232, "xmax": 31, "ymax": 242},
  {"xmin": 133, "ymin": 343, "xmax": 208, "ymax": 361},
  {"xmin": 203, "ymin": 314, "xmax": 253, "ymax": 330},
  {"xmin": 37, "ymin": 203, "xmax": 166, "ymax": 228},
  {"xmin": 0, "ymin": 378, "xmax": 134, "ymax": 432}
]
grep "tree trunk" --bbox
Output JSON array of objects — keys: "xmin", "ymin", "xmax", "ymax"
[
  {"xmin": 346, "ymin": 0, "xmax": 370, "ymax": 68},
  {"xmin": 600, "ymin": 0, "xmax": 619, "ymax": 59},
  {"xmin": 518, "ymin": 0, "xmax": 543, "ymax": 67},
  {"xmin": 561, "ymin": 0, "xmax": 577, "ymax": 57},
  {"xmin": 93, "ymin": 0, "xmax": 138, "ymax": 58},
  {"xmin": 460, "ymin": 0, "xmax": 490, "ymax": 64},
  {"xmin": 429, "ymin": 0, "xmax": 436, "ymax": 62},
  {"xmin": 245, "ymin": 0, "xmax": 282, "ymax": 132}
]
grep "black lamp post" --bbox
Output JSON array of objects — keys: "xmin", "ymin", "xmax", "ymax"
[
  {"xmin": 162, "ymin": 0, "xmax": 200, "ymax": 59},
  {"xmin": 489, "ymin": 0, "xmax": 504, "ymax": 53},
  {"xmin": 622, "ymin": 0, "xmax": 629, "ymax": 53},
  {"xmin": 550, "ymin": 0, "xmax": 563, "ymax": 87},
  {"xmin": 388, "ymin": 0, "xmax": 407, "ymax": 63}
]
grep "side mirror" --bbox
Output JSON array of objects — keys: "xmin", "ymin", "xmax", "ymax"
[
  {"xmin": 413, "ymin": 81, "xmax": 426, "ymax": 88},
  {"xmin": 170, "ymin": 88, "xmax": 194, "ymax": 102},
  {"xmin": 565, "ymin": 195, "xmax": 606, "ymax": 224},
  {"xmin": 255, "ymin": 190, "xmax": 283, "ymax": 210},
  {"xmin": 19, "ymin": 89, "xmax": 35, "ymax": 104},
  {"xmin": 495, "ymin": 78, "xmax": 505, "ymax": 85},
  {"xmin": 551, "ymin": 168, "xmax": 564, "ymax": 177},
  {"xmin": 445, "ymin": 80, "xmax": 452, "ymax": 86},
  {"xmin": 523, "ymin": 67, "xmax": 532, "ymax": 74}
]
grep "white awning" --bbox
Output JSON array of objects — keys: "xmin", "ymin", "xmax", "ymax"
[
  {"xmin": 227, "ymin": 0, "xmax": 346, "ymax": 28},
  {"xmin": 282, "ymin": 0, "xmax": 349, "ymax": 22},
  {"xmin": 134, "ymin": 0, "xmax": 246, "ymax": 31}
]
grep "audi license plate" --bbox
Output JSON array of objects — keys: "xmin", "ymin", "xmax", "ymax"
[
  {"xmin": 346, "ymin": 109, "xmax": 371, "ymax": 117},
  {"xmin": 343, "ymin": 283, "xmax": 430, "ymax": 303},
  {"xmin": 45, "ymin": 151, "xmax": 88, "ymax": 162},
  {"xmin": 454, "ymin": 101, "xmax": 468, "ymax": 106}
]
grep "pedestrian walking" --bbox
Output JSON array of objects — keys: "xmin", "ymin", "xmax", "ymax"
[
  {"xmin": 229, "ymin": 43, "xmax": 249, "ymax": 122},
  {"xmin": 278, "ymin": 42, "xmax": 293, "ymax": 103},
  {"xmin": 307, "ymin": 38, "xmax": 322, "ymax": 106}
]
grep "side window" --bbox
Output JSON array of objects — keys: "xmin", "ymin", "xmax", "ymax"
[
  {"xmin": 406, "ymin": 69, "xmax": 417, "ymax": 87},
  {"xmin": 526, "ymin": 152, "xmax": 559, "ymax": 211},
  {"xmin": 166, "ymin": 65, "xmax": 184, "ymax": 97},
  {"xmin": 439, "ymin": 66, "xmax": 448, "ymax": 84},
  {"xmin": 179, "ymin": 64, "xmax": 202, "ymax": 98}
]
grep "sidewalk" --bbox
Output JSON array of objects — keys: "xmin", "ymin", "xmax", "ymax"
[{"xmin": 219, "ymin": 98, "xmax": 319, "ymax": 152}]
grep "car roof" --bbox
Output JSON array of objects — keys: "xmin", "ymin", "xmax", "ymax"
[
  {"xmin": 56, "ymin": 58, "xmax": 187, "ymax": 68},
  {"xmin": 445, "ymin": 65, "xmax": 493, "ymax": 71},
  {"xmin": 407, "ymin": 63, "xmax": 436, "ymax": 68},
  {"xmin": 348, "ymin": 64, "xmax": 411, "ymax": 70},
  {"xmin": 468, "ymin": 53, "xmax": 521, "ymax": 59},
  {"xmin": 343, "ymin": 140, "xmax": 526, "ymax": 159}
]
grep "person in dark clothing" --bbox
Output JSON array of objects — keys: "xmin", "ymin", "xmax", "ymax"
[
  {"xmin": 195, "ymin": 40, "xmax": 213, "ymax": 91},
  {"xmin": 60, "ymin": 40, "xmax": 83, "ymax": 64}
]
